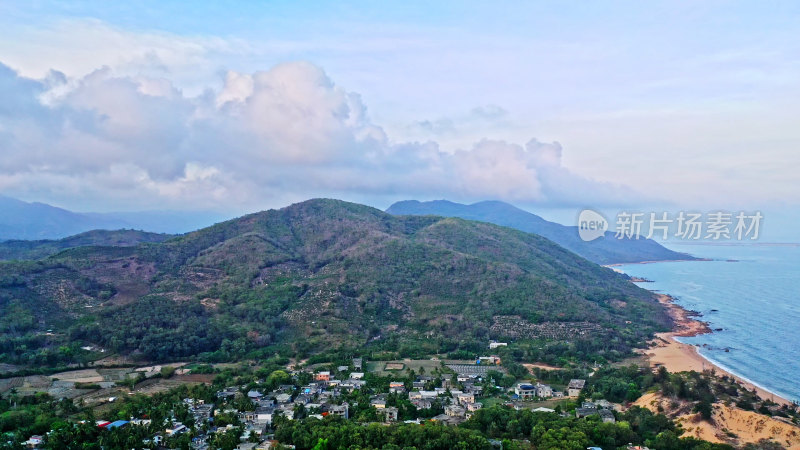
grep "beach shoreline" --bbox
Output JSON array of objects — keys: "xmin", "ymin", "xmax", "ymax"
[{"xmin": 643, "ymin": 293, "xmax": 794, "ymax": 406}]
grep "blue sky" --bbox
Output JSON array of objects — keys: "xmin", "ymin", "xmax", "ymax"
[{"xmin": 0, "ymin": 1, "xmax": 798, "ymax": 215}]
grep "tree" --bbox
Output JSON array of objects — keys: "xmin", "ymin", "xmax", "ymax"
[{"xmin": 695, "ymin": 400, "xmax": 713, "ymax": 421}]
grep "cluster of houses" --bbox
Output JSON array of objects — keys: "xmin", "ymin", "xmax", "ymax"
[
  {"xmin": 512, "ymin": 378, "xmax": 586, "ymax": 401},
  {"xmin": 20, "ymin": 356, "xmax": 615, "ymax": 449}
]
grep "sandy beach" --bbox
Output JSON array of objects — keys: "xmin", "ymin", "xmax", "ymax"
[{"xmin": 644, "ymin": 293, "xmax": 794, "ymax": 406}]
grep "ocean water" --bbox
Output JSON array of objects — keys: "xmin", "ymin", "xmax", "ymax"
[{"xmin": 615, "ymin": 243, "xmax": 800, "ymax": 403}]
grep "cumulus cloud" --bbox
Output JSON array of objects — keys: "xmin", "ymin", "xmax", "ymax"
[{"xmin": 0, "ymin": 60, "xmax": 638, "ymax": 211}]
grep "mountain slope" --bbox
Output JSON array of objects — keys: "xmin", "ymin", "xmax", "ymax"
[
  {"xmin": 0, "ymin": 229, "xmax": 173, "ymax": 261},
  {"xmin": 386, "ymin": 200, "xmax": 694, "ymax": 265},
  {"xmin": 0, "ymin": 199, "xmax": 670, "ymax": 366}
]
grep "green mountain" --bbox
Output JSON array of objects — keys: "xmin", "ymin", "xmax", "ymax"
[
  {"xmin": 0, "ymin": 229, "xmax": 173, "ymax": 261},
  {"xmin": 387, "ymin": 200, "xmax": 696, "ymax": 265},
  {"xmin": 0, "ymin": 199, "xmax": 669, "ymax": 367}
]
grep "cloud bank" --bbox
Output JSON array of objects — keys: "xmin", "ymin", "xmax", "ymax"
[{"xmin": 0, "ymin": 61, "xmax": 639, "ymax": 211}]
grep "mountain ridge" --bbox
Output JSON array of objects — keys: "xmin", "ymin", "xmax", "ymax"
[
  {"xmin": 386, "ymin": 199, "xmax": 695, "ymax": 265},
  {"xmin": 0, "ymin": 229, "xmax": 174, "ymax": 261}
]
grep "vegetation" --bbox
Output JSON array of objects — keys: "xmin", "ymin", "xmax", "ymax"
[
  {"xmin": 0, "ymin": 199, "xmax": 671, "ymax": 367},
  {"xmin": 386, "ymin": 199, "xmax": 696, "ymax": 265},
  {"xmin": 2, "ymin": 360, "xmax": 794, "ymax": 449}
]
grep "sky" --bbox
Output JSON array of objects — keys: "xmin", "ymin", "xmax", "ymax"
[{"xmin": 0, "ymin": 1, "xmax": 798, "ymax": 217}]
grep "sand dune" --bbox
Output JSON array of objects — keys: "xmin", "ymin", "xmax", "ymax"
[{"xmin": 634, "ymin": 392, "xmax": 800, "ymax": 448}]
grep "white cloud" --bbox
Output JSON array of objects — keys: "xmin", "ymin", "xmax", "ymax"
[
  {"xmin": 0, "ymin": 60, "xmax": 639, "ymax": 211},
  {"xmin": 0, "ymin": 18, "xmax": 242, "ymax": 89}
]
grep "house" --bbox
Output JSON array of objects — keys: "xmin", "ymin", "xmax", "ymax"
[
  {"xmin": 370, "ymin": 395, "xmax": 387, "ymax": 409},
  {"xmin": 24, "ymin": 435, "xmax": 43, "ymax": 449},
  {"xmin": 409, "ymin": 390, "xmax": 437, "ymax": 400},
  {"xmin": 255, "ymin": 407, "xmax": 274, "ymax": 425},
  {"xmin": 328, "ymin": 403, "xmax": 349, "ymax": 419},
  {"xmin": 535, "ymin": 383, "xmax": 553, "ymax": 398},
  {"xmin": 567, "ymin": 379, "xmax": 586, "ymax": 397},
  {"xmin": 488, "ymin": 341, "xmax": 508, "ymax": 349},
  {"xmin": 217, "ymin": 387, "xmax": 238, "ymax": 399},
  {"xmin": 455, "ymin": 392, "xmax": 475, "ymax": 405},
  {"xmin": 349, "ymin": 372, "xmax": 365, "ymax": 380},
  {"xmin": 478, "ymin": 356, "xmax": 501, "ymax": 365},
  {"xmin": 594, "ymin": 399, "xmax": 613, "ymax": 409},
  {"xmin": 104, "ymin": 420, "xmax": 129, "ymax": 429},
  {"xmin": 315, "ymin": 371, "xmax": 331, "ymax": 382},
  {"xmin": 389, "ymin": 381, "xmax": 406, "ymax": 394},
  {"xmin": 444, "ymin": 404, "xmax": 466, "ymax": 417},
  {"xmin": 431, "ymin": 413, "xmax": 463, "ymax": 425},
  {"xmin": 166, "ymin": 423, "xmax": 189, "ymax": 436},
  {"xmin": 575, "ymin": 404, "xmax": 598, "ymax": 418},
  {"xmin": 532, "ymin": 407, "xmax": 555, "ymax": 413},
  {"xmin": 300, "ymin": 385, "xmax": 319, "ymax": 395},
  {"xmin": 353, "ymin": 358, "xmax": 363, "ymax": 370},
  {"xmin": 411, "ymin": 398, "xmax": 432, "ymax": 409},
  {"xmin": 247, "ymin": 390, "xmax": 264, "ymax": 400},
  {"xmin": 465, "ymin": 385, "xmax": 483, "ymax": 396},
  {"xmin": 293, "ymin": 394, "xmax": 311, "ymax": 405},
  {"xmin": 598, "ymin": 409, "xmax": 616, "ymax": 423},
  {"xmin": 514, "ymin": 383, "xmax": 536, "ymax": 400},
  {"xmin": 383, "ymin": 406, "xmax": 399, "ymax": 422},
  {"xmin": 337, "ymin": 365, "xmax": 349, "ymax": 372},
  {"xmin": 340, "ymin": 379, "xmax": 366, "ymax": 390},
  {"xmin": 276, "ymin": 384, "xmax": 295, "ymax": 393},
  {"xmin": 275, "ymin": 405, "xmax": 295, "ymax": 421},
  {"xmin": 191, "ymin": 404, "xmax": 214, "ymax": 423},
  {"xmin": 274, "ymin": 393, "xmax": 291, "ymax": 404},
  {"xmin": 192, "ymin": 434, "xmax": 209, "ymax": 449},
  {"xmin": 465, "ymin": 402, "xmax": 483, "ymax": 412}
]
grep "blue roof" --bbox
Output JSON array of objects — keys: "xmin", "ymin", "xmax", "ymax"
[{"xmin": 105, "ymin": 420, "xmax": 129, "ymax": 429}]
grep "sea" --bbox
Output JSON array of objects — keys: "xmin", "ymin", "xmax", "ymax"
[{"xmin": 615, "ymin": 243, "xmax": 800, "ymax": 404}]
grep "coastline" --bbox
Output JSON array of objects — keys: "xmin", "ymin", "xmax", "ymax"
[
  {"xmin": 644, "ymin": 293, "xmax": 794, "ymax": 406},
  {"xmin": 604, "ymin": 258, "xmax": 712, "ymax": 267}
]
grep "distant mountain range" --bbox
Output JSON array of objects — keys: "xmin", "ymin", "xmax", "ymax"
[
  {"xmin": 386, "ymin": 200, "xmax": 695, "ymax": 265},
  {"xmin": 0, "ymin": 199, "xmax": 668, "ymax": 365},
  {"xmin": 0, "ymin": 229, "xmax": 173, "ymax": 261},
  {"xmin": 0, "ymin": 196, "xmax": 226, "ymax": 240}
]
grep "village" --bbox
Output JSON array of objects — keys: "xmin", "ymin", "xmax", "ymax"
[{"xmin": 14, "ymin": 349, "xmax": 625, "ymax": 450}]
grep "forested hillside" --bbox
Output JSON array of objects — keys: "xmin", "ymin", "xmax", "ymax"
[
  {"xmin": 387, "ymin": 200, "xmax": 696, "ymax": 265},
  {"xmin": 0, "ymin": 199, "xmax": 670, "ymax": 368}
]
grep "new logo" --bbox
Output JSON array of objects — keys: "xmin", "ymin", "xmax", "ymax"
[{"xmin": 578, "ymin": 209, "xmax": 608, "ymax": 242}]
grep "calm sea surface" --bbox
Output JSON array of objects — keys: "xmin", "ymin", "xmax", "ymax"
[{"xmin": 616, "ymin": 243, "xmax": 800, "ymax": 403}]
